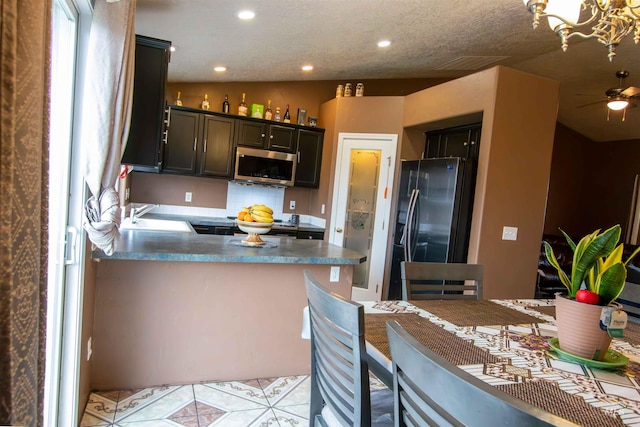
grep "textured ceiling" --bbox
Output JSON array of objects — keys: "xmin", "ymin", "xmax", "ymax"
[{"xmin": 135, "ymin": 0, "xmax": 640, "ymax": 142}]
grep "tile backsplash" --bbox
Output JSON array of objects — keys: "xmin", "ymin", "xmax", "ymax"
[{"xmin": 226, "ymin": 182, "xmax": 285, "ymax": 219}]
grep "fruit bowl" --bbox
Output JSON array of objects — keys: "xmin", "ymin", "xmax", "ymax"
[{"xmin": 236, "ymin": 219, "xmax": 273, "ymax": 245}]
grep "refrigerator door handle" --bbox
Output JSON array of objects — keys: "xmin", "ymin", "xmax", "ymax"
[
  {"xmin": 402, "ymin": 189, "xmax": 416, "ymax": 258},
  {"xmin": 405, "ymin": 189, "xmax": 419, "ymax": 262}
]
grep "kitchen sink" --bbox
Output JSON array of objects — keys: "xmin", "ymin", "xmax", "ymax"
[{"xmin": 120, "ymin": 217, "xmax": 192, "ymax": 232}]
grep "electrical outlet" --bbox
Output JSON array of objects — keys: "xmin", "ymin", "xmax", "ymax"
[
  {"xmin": 502, "ymin": 226, "xmax": 518, "ymax": 241},
  {"xmin": 185, "ymin": 192, "xmax": 192, "ymax": 203},
  {"xmin": 87, "ymin": 337, "xmax": 93, "ymax": 362},
  {"xmin": 330, "ymin": 266, "xmax": 340, "ymax": 282},
  {"xmin": 290, "ymin": 200, "xmax": 296, "ymax": 210},
  {"xmin": 321, "ymin": 204, "xmax": 325, "ymax": 214}
]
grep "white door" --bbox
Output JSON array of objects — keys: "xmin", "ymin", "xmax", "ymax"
[{"xmin": 329, "ymin": 133, "xmax": 397, "ymax": 301}]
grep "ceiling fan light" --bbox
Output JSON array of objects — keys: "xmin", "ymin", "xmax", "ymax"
[{"xmin": 607, "ymin": 99, "xmax": 629, "ymax": 110}]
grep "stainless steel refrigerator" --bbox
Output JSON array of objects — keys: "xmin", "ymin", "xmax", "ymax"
[{"xmin": 387, "ymin": 157, "xmax": 477, "ymax": 299}]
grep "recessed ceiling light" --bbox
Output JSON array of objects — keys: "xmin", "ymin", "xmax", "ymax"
[
  {"xmin": 237, "ymin": 10, "xmax": 255, "ymax": 20},
  {"xmin": 302, "ymin": 65, "xmax": 314, "ymax": 71},
  {"xmin": 214, "ymin": 66, "xmax": 227, "ymax": 72},
  {"xmin": 170, "ymin": 46, "xmax": 176, "ymax": 52},
  {"xmin": 377, "ymin": 40, "xmax": 391, "ymax": 48}
]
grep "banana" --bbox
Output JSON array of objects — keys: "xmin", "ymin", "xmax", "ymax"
[
  {"xmin": 241, "ymin": 207, "xmax": 250, "ymax": 213},
  {"xmin": 250, "ymin": 209, "xmax": 274, "ymax": 223},
  {"xmin": 251, "ymin": 204, "xmax": 273, "ymax": 215}
]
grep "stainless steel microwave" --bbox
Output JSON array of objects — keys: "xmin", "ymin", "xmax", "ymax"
[{"xmin": 234, "ymin": 147, "xmax": 297, "ymax": 186}]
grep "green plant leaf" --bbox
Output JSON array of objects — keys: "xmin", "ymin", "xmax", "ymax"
[
  {"xmin": 624, "ymin": 245, "xmax": 640, "ymax": 267},
  {"xmin": 598, "ymin": 262, "xmax": 627, "ymax": 306},
  {"xmin": 571, "ymin": 225, "xmax": 620, "ymax": 293},
  {"xmin": 543, "ymin": 241, "xmax": 572, "ymax": 294},
  {"xmin": 560, "ymin": 229, "xmax": 577, "ymax": 251}
]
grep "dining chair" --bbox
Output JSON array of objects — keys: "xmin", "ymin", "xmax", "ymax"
[
  {"xmin": 385, "ymin": 320, "xmax": 577, "ymax": 427},
  {"xmin": 304, "ymin": 270, "xmax": 393, "ymax": 427},
  {"xmin": 400, "ymin": 261, "xmax": 483, "ymax": 300}
]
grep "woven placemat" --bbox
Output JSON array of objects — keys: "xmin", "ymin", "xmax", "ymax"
[
  {"xmin": 496, "ymin": 381, "xmax": 625, "ymax": 427},
  {"xmin": 364, "ymin": 313, "xmax": 499, "ymax": 366},
  {"xmin": 531, "ymin": 305, "xmax": 556, "ymax": 318},
  {"xmin": 409, "ymin": 300, "xmax": 542, "ymax": 326}
]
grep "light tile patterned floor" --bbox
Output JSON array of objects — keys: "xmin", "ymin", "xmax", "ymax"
[{"xmin": 80, "ymin": 376, "xmax": 310, "ymax": 427}]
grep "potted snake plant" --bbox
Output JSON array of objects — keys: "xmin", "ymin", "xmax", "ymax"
[{"xmin": 544, "ymin": 224, "xmax": 640, "ymax": 360}]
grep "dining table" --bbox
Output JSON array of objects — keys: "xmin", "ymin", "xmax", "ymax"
[{"xmin": 362, "ymin": 299, "xmax": 640, "ymax": 427}]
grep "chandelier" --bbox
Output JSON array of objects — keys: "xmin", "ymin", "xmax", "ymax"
[{"xmin": 522, "ymin": 0, "xmax": 640, "ymax": 61}]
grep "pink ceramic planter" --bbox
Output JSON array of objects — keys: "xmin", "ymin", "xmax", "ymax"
[{"xmin": 555, "ymin": 294, "xmax": 612, "ymax": 361}]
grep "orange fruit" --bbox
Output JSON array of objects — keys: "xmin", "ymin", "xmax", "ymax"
[
  {"xmin": 244, "ymin": 215, "xmax": 254, "ymax": 222},
  {"xmin": 237, "ymin": 212, "xmax": 246, "ymax": 221}
]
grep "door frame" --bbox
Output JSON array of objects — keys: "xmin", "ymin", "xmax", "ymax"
[{"xmin": 329, "ymin": 132, "xmax": 398, "ymax": 301}]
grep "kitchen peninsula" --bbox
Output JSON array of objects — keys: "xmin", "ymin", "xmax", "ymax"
[{"xmin": 90, "ymin": 225, "xmax": 365, "ymax": 390}]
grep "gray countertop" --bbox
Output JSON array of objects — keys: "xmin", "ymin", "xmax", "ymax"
[{"xmin": 92, "ymin": 218, "xmax": 363, "ymax": 264}]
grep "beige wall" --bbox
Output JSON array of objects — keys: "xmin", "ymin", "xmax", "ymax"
[
  {"xmin": 130, "ymin": 78, "xmax": 445, "ymax": 214},
  {"xmin": 78, "ymin": 240, "xmax": 98, "ymax": 421},
  {"xmin": 91, "ymin": 261, "xmax": 353, "ymax": 390},
  {"xmin": 403, "ymin": 66, "xmax": 560, "ymax": 298}
]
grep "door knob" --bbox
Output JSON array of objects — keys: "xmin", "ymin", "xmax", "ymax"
[{"xmin": 336, "ymin": 227, "xmax": 343, "ymax": 233}]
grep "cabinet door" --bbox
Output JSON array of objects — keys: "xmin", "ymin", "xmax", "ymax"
[
  {"xmin": 121, "ymin": 35, "xmax": 171, "ymax": 171},
  {"xmin": 199, "ymin": 115, "xmax": 235, "ymax": 177},
  {"xmin": 442, "ymin": 129, "xmax": 472, "ymax": 158},
  {"xmin": 295, "ymin": 129, "xmax": 324, "ymax": 188},
  {"xmin": 267, "ymin": 124, "xmax": 296, "ymax": 153},
  {"xmin": 163, "ymin": 109, "xmax": 199, "ymax": 174},
  {"xmin": 236, "ymin": 120, "xmax": 266, "ymax": 148}
]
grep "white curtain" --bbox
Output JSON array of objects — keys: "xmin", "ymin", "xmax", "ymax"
[{"xmin": 81, "ymin": 0, "xmax": 136, "ymax": 255}]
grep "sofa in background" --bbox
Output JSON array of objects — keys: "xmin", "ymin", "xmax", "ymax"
[{"xmin": 537, "ymin": 234, "xmax": 640, "ymax": 322}]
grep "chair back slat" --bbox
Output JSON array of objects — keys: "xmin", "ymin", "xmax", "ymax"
[
  {"xmin": 386, "ymin": 321, "xmax": 577, "ymax": 427},
  {"xmin": 305, "ymin": 270, "xmax": 371, "ymax": 426},
  {"xmin": 401, "ymin": 262, "xmax": 483, "ymax": 300}
]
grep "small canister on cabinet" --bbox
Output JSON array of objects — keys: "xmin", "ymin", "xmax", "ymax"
[
  {"xmin": 344, "ymin": 83, "xmax": 353, "ymax": 96},
  {"xmin": 355, "ymin": 82, "xmax": 364, "ymax": 97},
  {"xmin": 336, "ymin": 85, "xmax": 344, "ymax": 98}
]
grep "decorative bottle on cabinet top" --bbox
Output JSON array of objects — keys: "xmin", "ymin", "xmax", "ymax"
[
  {"xmin": 264, "ymin": 100, "xmax": 273, "ymax": 120},
  {"xmin": 238, "ymin": 93, "xmax": 248, "ymax": 116},
  {"xmin": 274, "ymin": 106, "xmax": 281, "ymax": 122},
  {"xmin": 222, "ymin": 94, "xmax": 230, "ymax": 113},
  {"xmin": 201, "ymin": 94, "xmax": 210, "ymax": 110},
  {"xmin": 283, "ymin": 104, "xmax": 291, "ymax": 123},
  {"xmin": 175, "ymin": 91, "xmax": 183, "ymax": 106}
]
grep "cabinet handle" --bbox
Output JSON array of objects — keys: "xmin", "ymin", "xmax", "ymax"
[
  {"xmin": 193, "ymin": 137, "xmax": 197, "ymax": 151},
  {"xmin": 463, "ymin": 141, "xmax": 468, "ymax": 146},
  {"xmin": 270, "ymin": 134, "xmax": 274, "ymax": 139},
  {"xmin": 163, "ymin": 130, "xmax": 168, "ymax": 145},
  {"xmin": 261, "ymin": 133, "xmax": 266, "ymax": 138},
  {"xmin": 203, "ymin": 139, "xmax": 207, "ymax": 153},
  {"xmin": 166, "ymin": 106, "xmax": 172, "ymax": 128},
  {"xmin": 471, "ymin": 140, "xmax": 476, "ymax": 145},
  {"xmin": 297, "ymin": 151, "xmax": 301, "ymax": 164}
]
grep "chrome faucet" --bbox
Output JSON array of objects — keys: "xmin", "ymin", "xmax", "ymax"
[{"xmin": 130, "ymin": 204, "xmax": 158, "ymax": 224}]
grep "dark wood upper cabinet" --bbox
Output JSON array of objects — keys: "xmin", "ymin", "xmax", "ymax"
[
  {"xmin": 162, "ymin": 107, "xmax": 235, "ymax": 178},
  {"xmin": 121, "ymin": 35, "xmax": 171, "ymax": 172},
  {"xmin": 266, "ymin": 124, "xmax": 296, "ymax": 153},
  {"xmin": 236, "ymin": 119, "xmax": 297, "ymax": 153},
  {"xmin": 235, "ymin": 120, "xmax": 267, "ymax": 148},
  {"xmin": 294, "ymin": 129, "xmax": 324, "ymax": 188},
  {"xmin": 163, "ymin": 108, "xmax": 199, "ymax": 174},
  {"xmin": 199, "ymin": 114, "xmax": 235, "ymax": 177},
  {"xmin": 424, "ymin": 123, "xmax": 481, "ymax": 160}
]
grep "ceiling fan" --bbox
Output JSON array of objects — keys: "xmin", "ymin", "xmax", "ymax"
[{"xmin": 578, "ymin": 70, "xmax": 640, "ymax": 121}]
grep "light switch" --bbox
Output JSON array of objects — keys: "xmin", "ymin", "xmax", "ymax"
[
  {"xmin": 290, "ymin": 200, "xmax": 296, "ymax": 210},
  {"xmin": 330, "ymin": 266, "xmax": 340, "ymax": 282},
  {"xmin": 185, "ymin": 192, "xmax": 192, "ymax": 202},
  {"xmin": 502, "ymin": 226, "xmax": 518, "ymax": 241}
]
